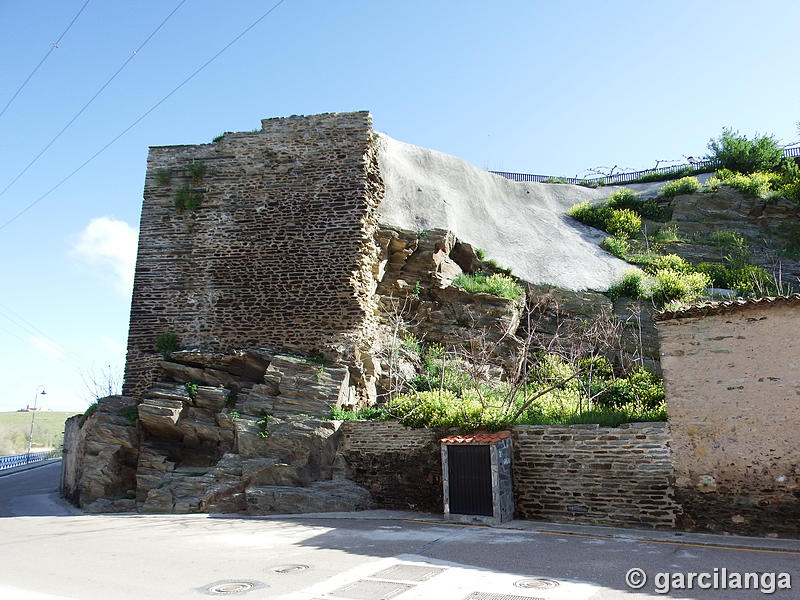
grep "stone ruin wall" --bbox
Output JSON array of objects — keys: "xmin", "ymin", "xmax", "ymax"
[
  {"xmin": 123, "ymin": 111, "xmax": 383, "ymax": 399},
  {"xmin": 657, "ymin": 299, "xmax": 800, "ymax": 537}
]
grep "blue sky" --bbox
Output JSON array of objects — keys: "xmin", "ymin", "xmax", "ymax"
[{"xmin": 0, "ymin": 0, "xmax": 798, "ymax": 412}]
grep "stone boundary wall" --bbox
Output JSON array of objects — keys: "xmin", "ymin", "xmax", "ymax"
[
  {"xmin": 124, "ymin": 112, "xmax": 382, "ymax": 397},
  {"xmin": 338, "ymin": 421, "xmax": 446, "ymax": 513},
  {"xmin": 658, "ymin": 300, "xmax": 800, "ymax": 538},
  {"xmin": 338, "ymin": 420, "xmax": 677, "ymax": 529},
  {"xmin": 513, "ymin": 423, "xmax": 676, "ymax": 529}
]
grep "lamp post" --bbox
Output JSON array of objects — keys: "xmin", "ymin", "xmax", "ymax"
[{"xmin": 26, "ymin": 386, "xmax": 46, "ymax": 463}]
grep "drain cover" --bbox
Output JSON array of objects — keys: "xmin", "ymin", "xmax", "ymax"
[
  {"xmin": 514, "ymin": 578, "xmax": 560, "ymax": 590},
  {"xmin": 271, "ymin": 564, "xmax": 310, "ymax": 574},
  {"xmin": 463, "ymin": 594, "xmax": 545, "ymax": 600},
  {"xmin": 203, "ymin": 580, "xmax": 265, "ymax": 595},
  {"xmin": 330, "ymin": 579, "xmax": 414, "ymax": 599},
  {"xmin": 371, "ymin": 564, "xmax": 446, "ymax": 582}
]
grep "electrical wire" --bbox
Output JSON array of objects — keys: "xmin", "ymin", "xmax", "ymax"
[
  {"xmin": 0, "ymin": 0, "xmax": 187, "ymax": 197},
  {"xmin": 0, "ymin": 0, "xmax": 288, "ymax": 233},
  {"xmin": 0, "ymin": 0, "xmax": 91, "ymax": 122}
]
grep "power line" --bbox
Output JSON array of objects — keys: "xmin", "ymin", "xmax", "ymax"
[
  {"xmin": 0, "ymin": 0, "xmax": 91, "ymax": 122},
  {"xmin": 0, "ymin": 0, "xmax": 288, "ymax": 233},
  {"xmin": 0, "ymin": 0, "xmax": 187, "ymax": 198}
]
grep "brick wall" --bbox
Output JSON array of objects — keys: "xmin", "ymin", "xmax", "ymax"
[
  {"xmin": 123, "ymin": 112, "xmax": 383, "ymax": 397},
  {"xmin": 513, "ymin": 423, "xmax": 676, "ymax": 528},
  {"xmin": 338, "ymin": 421, "xmax": 446, "ymax": 512},
  {"xmin": 657, "ymin": 300, "xmax": 800, "ymax": 537},
  {"xmin": 339, "ymin": 420, "xmax": 677, "ymax": 528}
]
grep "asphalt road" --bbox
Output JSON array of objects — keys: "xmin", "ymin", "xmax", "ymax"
[{"xmin": 0, "ymin": 463, "xmax": 798, "ymax": 599}]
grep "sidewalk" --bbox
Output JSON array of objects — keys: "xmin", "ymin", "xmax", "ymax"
[{"xmin": 250, "ymin": 508, "xmax": 800, "ymax": 554}]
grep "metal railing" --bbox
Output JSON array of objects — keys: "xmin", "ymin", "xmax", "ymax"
[
  {"xmin": 0, "ymin": 449, "xmax": 61, "ymax": 471},
  {"xmin": 491, "ymin": 147, "xmax": 800, "ymax": 185}
]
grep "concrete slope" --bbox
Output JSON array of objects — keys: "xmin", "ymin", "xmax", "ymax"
[{"xmin": 377, "ymin": 133, "xmax": 648, "ymax": 291}]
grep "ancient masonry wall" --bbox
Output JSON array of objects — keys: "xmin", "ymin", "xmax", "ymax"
[
  {"xmin": 657, "ymin": 300, "xmax": 800, "ymax": 537},
  {"xmin": 339, "ymin": 421, "xmax": 677, "ymax": 529},
  {"xmin": 123, "ymin": 112, "xmax": 383, "ymax": 398}
]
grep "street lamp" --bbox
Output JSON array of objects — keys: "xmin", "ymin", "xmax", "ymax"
[{"xmin": 26, "ymin": 386, "xmax": 46, "ymax": 463}]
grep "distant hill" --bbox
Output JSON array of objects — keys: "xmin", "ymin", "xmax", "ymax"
[{"xmin": 0, "ymin": 411, "xmax": 80, "ymax": 455}]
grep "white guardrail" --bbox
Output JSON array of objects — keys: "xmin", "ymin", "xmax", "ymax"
[{"xmin": 0, "ymin": 449, "xmax": 61, "ymax": 471}]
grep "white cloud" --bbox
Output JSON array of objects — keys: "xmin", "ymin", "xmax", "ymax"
[
  {"xmin": 28, "ymin": 335, "xmax": 67, "ymax": 361},
  {"xmin": 71, "ymin": 217, "xmax": 138, "ymax": 295}
]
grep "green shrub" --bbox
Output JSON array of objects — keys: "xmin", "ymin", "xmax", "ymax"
[
  {"xmin": 606, "ymin": 208, "xmax": 641, "ymax": 239},
  {"xmin": 715, "ymin": 169, "xmax": 776, "ymax": 198},
  {"xmin": 695, "ymin": 262, "xmax": 730, "ymax": 288},
  {"xmin": 650, "ymin": 269, "xmax": 711, "ymax": 305},
  {"xmin": 775, "ymin": 159, "xmax": 800, "ymax": 205},
  {"xmin": 638, "ymin": 201, "xmax": 670, "ymax": 222},
  {"xmin": 475, "ymin": 248, "xmax": 486, "ymax": 260},
  {"xmin": 642, "ymin": 253, "xmax": 692, "ymax": 275},
  {"xmin": 186, "ymin": 160, "xmax": 206, "ymax": 183},
  {"xmin": 184, "ymin": 382, "xmax": 198, "ymax": 400},
  {"xmin": 650, "ymin": 224, "xmax": 682, "ymax": 244},
  {"xmin": 607, "ymin": 271, "xmax": 646, "ymax": 300},
  {"xmin": 542, "ymin": 177, "xmax": 568, "ymax": 184},
  {"xmin": 400, "ymin": 333, "xmax": 421, "ymax": 354},
  {"xmin": 155, "ymin": 168, "xmax": 171, "ymax": 186},
  {"xmin": 330, "ymin": 405, "xmax": 389, "ymax": 421},
  {"xmin": 174, "ymin": 186, "xmax": 202, "ymax": 212},
  {"xmin": 601, "ymin": 236, "xmax": 629, "ymax": 258},
  {"xmin": 606, "ymin": 188, "xmax": 640, "ymax": 210},
  {"xmin": 660, "ymin": 176, "xmax": 701, "ymax": 198},
  {"xmin": 452, "ymin": 272, "xmax": 522, "ymax": 300},
  {"xmin": 592, "ymin": 368, "xmax": 664, "ymax": 410},
  {"xmin": 212, "ymin": 133, "xmax": 224, "ymax": 143},
  {"xmin": 155, "ymin": 332, "xmax": 179, "ymax": 358},
  {"xmin": 706, "ymin": 128, "xmax": 782, "ymax": 174},
  {"xmin": 568, "ymin": 201, "xmax": 613, "ymax": 230},
  {"xmin": 703, "ymin": 176, "xmax": 721, "ymax": 192}
]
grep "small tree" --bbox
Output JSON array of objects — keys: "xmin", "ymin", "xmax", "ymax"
[{"xmin": 706, "ymin": 128, "xmax": 782, "ymax": 174}]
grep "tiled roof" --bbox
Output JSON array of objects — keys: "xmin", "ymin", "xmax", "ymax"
[
  {"xmin": 653, "ymin": 294, "xmax": 800, "ymax": 322},
  {"xmin": 440, "ymin": 431, "xmax": 511, "ymax": 444}
]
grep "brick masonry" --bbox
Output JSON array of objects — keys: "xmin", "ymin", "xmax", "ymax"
[
  {"xmin": 657, "ymin": 299, "xmax": 800, "ymax": 537},
  {"xmin": 339, "ymin": 421, "xmax": 677, "ymax": 529},
  {"xmin": 512, "ymin": 423, "xmax": 677, "ymax": 528},
  {"xmin": 338, "ymin": 421, "xmax": 446, "ymax": 513},
  {"xmin": 123, "ymin": 112, "xmax": 383, "ymax": 398}
]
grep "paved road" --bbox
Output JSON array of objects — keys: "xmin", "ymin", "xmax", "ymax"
[{"xmin": 0, "ymin": 465, "xmax": 798, "ymax": 599}]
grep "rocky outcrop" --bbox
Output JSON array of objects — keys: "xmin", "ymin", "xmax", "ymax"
[
  {"xmin": 63, "ymin": 350, "xmax": 374, "ymax": 515},
  {"xmin": 61, "ymin": 396, "xmax": 139, "ymax": 512},
  {"xmin": 667, "ymin": 188, "xmax": 800, "ymax": 284}
]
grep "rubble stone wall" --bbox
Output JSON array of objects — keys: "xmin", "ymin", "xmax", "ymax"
[
  {"xmin": 339, "ymin": 420, "xmax": 677, "ymax": 528},
  {"xmin": 123, "ymin": 112, "xmax": 382, "ymax": 398},
  {"xmin": 513, "ymin": 423, "xmax": 676, "ymax": 528},
  {"xmin": 658, "ymin": 301, "xmax": 800, "ymax": 537}
]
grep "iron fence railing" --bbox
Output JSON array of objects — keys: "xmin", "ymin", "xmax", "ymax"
[
  {"xmin": 491, "ymin": 147, "xmax": 800, "ymax": 185},
  {"xmin": 0, "ymin": 449, "xmax": 61, "ymax": 471}
]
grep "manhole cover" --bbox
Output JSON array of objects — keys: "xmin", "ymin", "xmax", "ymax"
[
  {"xmin": 271, "ymin": 564, "xmax": 310, "ymax": 574},
  {"xmin": 514, "ymin": 578, "xmax": 560, "ymax": 590},
  {"xmin": 371, "ymin": 564, "xmax": 445, "ymax": 582},
  {"xmin": 203, "ymin": 580, "xmax": 265, "ymax": 595}
]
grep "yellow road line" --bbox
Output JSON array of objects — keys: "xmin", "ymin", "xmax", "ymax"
[{"xmin": 403, "ymin": 519, "xmax": 800, "ymax": 555}]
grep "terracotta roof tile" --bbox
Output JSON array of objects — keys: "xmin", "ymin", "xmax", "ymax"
[
  {"xmin": 653, "ymin": 294, "xmax": 800, "ymax": 322},
  {"xmin": 440, "ymin": 431, "xmax": 511, "ymax": 444}
]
